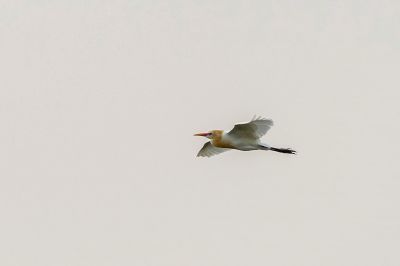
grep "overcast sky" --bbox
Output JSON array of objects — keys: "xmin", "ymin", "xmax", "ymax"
[{"xmin": 1, "ymin": 1, "xmax": 400, "ymax": 265}]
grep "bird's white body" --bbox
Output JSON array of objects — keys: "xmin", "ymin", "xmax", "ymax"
[{"xmin": 219, "ymin": 132, "xmax": 266, "ymax": 151}]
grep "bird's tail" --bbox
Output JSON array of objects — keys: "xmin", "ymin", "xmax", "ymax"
[{"xmin": 270, "ymin": 147, "xmax": 296, "ymax": 154}]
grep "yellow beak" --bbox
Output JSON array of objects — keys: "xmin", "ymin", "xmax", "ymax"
[{"xmin": 194, "ymin": 132, "xmax": 209, "ymax": 137}]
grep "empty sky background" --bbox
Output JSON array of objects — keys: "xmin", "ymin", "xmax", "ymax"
[{"xmin": 1, "ymin": 1, "xmax": 400, "ymax": 265}]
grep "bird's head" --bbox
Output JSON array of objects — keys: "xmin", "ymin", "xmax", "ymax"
[{"xmin": 194, "ymin": 130, "xmax": 223, "ymax": 140}]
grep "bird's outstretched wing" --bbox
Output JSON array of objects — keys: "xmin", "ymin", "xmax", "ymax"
[
  {"xmin": 227, "ymin": 115, "xmax": 273, "ymax": 139},
  {"xmin": 197, "ymin": 142, "xmax": 229, "ymax": 157}
]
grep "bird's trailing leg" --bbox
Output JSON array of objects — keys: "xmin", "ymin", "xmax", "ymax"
[
  {"xmin": 270, "ymin": 147, "xmax": 296, "ymax": 154},
  {"xmin": 258, "ymin": 145, "xmax": 296, "ymax": 154}
]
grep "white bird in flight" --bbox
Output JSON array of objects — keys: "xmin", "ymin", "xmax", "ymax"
[{"xmin": 194, "ymin": 116, "xmax": 296, "ymax": 157}]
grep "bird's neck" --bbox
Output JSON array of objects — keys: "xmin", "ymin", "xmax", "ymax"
[{"xmin": 212, "ymin": 131, "xmax": 234, "ymax": 148}]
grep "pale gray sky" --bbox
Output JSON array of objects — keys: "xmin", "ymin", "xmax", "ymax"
[{"xmin": 1, "ymin": 1, "xmax": 400, "ymax": 265}]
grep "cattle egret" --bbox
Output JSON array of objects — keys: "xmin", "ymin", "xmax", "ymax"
[{"xmin": 194, "ymin": 116, "xmax": 296, "ymax": 157}]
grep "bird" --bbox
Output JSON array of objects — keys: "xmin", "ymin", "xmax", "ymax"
[{"xmin": 194, "ymin": 115, "xmax": 296, "ymax": 157}]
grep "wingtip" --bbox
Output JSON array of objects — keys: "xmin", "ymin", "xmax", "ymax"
[{"xmin": 251, "ymin": 115, "xmax": 272, "ymax": 123}]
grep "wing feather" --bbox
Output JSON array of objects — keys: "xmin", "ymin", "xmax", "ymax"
[
  {"xmin": 197, "ymin": 142, "xmax": 229, "ymax": 157},
  {"xmin": 227, "ymin": 116, "xmax": 273, "ymax": 139}
]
